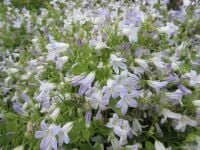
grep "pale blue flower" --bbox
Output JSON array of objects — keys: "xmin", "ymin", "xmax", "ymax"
[
  {"xmin": 35, "ymin": 91, "xmax": 51, "ymax": 108},
  {"xmin": 169, "ymin": 55, "xmax": 181, "ymax": 71},
  {"xmin": 86, "ymin": 87, "xmax": 106, "ymax": 110},
  {"xmin": 183, "ymin": 0, "xmax": 191, "ymax": 6},
  {"xmin": 134, "ymin": 58, "xmax": 149, "ymax": 71},
  {"xmin": 194, "ymin": 8, "xmax": 200, "ymax": 19},
  {"xmin": 49, "ymin": 108, "xmax": 60, "ymax": 121},
  {"xmin": 158, "ymin": 22, "xmax": 179, "ymax": 38},
  {"xmin": 177, "ymin": 85, "xmax": 191, "ymax": 95},
  {"xmin": 71, "ymin": 71, "xmax": 95, "ymax": 95},
  {"xmin": 106, "ymin": 114, "xmax": 132, "ymax": 145},
  {"xmin": 46, "ymin": 42, "xmax": 69, "ymax": 54},
  {"xmin": 113, "ymin": 70, "xmax": 139, "ymax": 91},
  {"xmin": 161, "ymin": 0, "xmax": 170, "ymax": 5},
  {"xmin": 116, "ymin": 91, "xmax": 138, "ymax": 115},
  {"xmin": 13, "ymin": 18, "xmax": 22, "ymax": 29},
  {"xmin": 147, "ymin": 0, "xmax": 158, "ymax": 7},
  {"xmin": 151, "ymin": 54, "xmax": 166, "ymax": 69},
  {"xmin": 12, "ymin": 102, "xmax": 26, "ymax": 115},
  {"xmin": 89, "ymin": 35, "xmax": 109, "ymax": 50},
  {"xmin": 39, "ymin": 81, "xmax": 56, "ymax": 92},
  {"xmin": 160, "ymin": 109, "xmax": 182, "ymax": 124},
  {"xmin": 148, "ymin": 80, "xmax": 168, "ymax": 94},
  {"xmin": 164, "ymin": 73, "xmax": 179, "ymax": 83},
  {"xmin": 21, "ymin": 93, "xmax": 30, "ymax": 103},
  {"xmin": 106, "ymin": 113, "xmax": 123, "ymax": 129},
  {"xmin": 58, "ymin": 122, "xmax": 73, "ymax": 146},
  {"xmin": 85, "ymin": 111, "xmax": 92, "ymax": 128},
  {"xmin": 174, "ymin": 115, "xmax": 198, "ymax": 132},
  {"xmin": 169, "ymin": 9, "xmax": 186, "ymax": 22},
  {"xmin": 121, "ymin": 26, "xmax": 139, "ymax": 43},
  {"xmin": 55, "ymin": 56, "xmax": 68, "ymax": 70},
  {"xmin": 165, "ymin": 89, "xmax": 183, "ymax": 105},
  {"xmin": 35, "ymin": 121, "xmax": 61, "ymax": 150},
  {"xmin": 109, "ymin": 54, "xmax": 127, "ymax": 74},
  {"xmin": 183, "ymin": 70, "xmax": 200, "ymax": 87},
  {"xmin": 102, "ymin": 79, "xmax": 121, "ymax": 105},
  {"xmin": 133, "ymin": 66, "xmax": 145, "ymax": 76},
  {"xmin": 46, "ymin": 42, "xmax": 69, "ymax": 62},
  {"xmin": 4, "ymin": 0, "xmax": 11, "ymax": 5},
  {"xmin": 117, "ymin": 120, "xmax": 133, "ymax": 145},
  {"xmin": 107, "ymin": 132, "xmax": 121, "ymax": 150}
]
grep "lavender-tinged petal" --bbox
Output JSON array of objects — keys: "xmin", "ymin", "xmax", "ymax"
[
  {"xmin": 102, "ymin": 86, "xmax": 108, "ymax": 93},
  {"xmin": 85, "ymin": 87, "xmax": 93, "ymax": 96},
  {"xmin": 174, "ymin": 122, "xmax": 186, "ymax": 132},
  {"xmin": 64, "ymin": 134, "xmax": 70, "ymax": 144},
  {"xmin": 85, "ymin": 111, "xmax": 92, "ymax": 128},
  {"xmin": 41, "ymin": 120, "xmax": 48, "ymax": 130},
  {"xmin": 40, "ymin": 136, "xmax": 51, "ymax": 150},
  {"xmin": 113, "ymin": 126, "xmax": 123, "ymax": 137},
  {"xmin": 116, "ymin": 100, "xmax": 123, "ymax": 108},
  {"xmin": 129, "ymin": 91, "xmax": 140, "ymax": 98},
  {"xmin": 58, "ymin": 133, "xmax": 64, "ymax": 146},
  {"xmin": 12, "ymin": 102, "xmax": 25, "ymax": 115},
  {"xmin": 80, "ymin": 72, "xmax": 95, "ymax": 85},
  {"xmin": 102, "ymin": 92, "xmax": 111, "ymax": 105},
  {"xmin": 121, "ymin": 103, "xmax": 128, "ymax": 115},
  {"xmin": 113, "ymin": 65, "xmax": 119, "ymax": 74},
  {"xmin": 189, "ymin": 80, "xmax": 196, "ymax": 86},
  {"xmin": 51, "ymin": 126, "xmax": 61, "ymax": 136},
  {"xmin": 51, "ymin": 136, "xmax": 58, "ymax": 150},
  {"xmin": 35, "ymin": 131, "xmax": 47, "ymax": 139},
  {"xmin": 62, "ymin": 122, "xmax": 73, "ymax": 133},
  {"xmin": 95, "ymin": 109, "xmax": 102, "ymax": 120},
  {"xmin": 119, "ymin": 88, "xmax": 128, "ymax": 98},
  {"xmin": 178, "ymin": 85, "xmax": 192, "ymax": 95},
  {"xmin": 77, "ymin": 38, "xmax": 82, "ymax": 48},
  {"xmin": 71, "ymin": 75, "xmax": 85, "ymax": 86},
  {"xmin": 21, "ymin": 93, "xmax": 30, "ymax": 102},
  {"xmin": 118, "ymin": 62, "xmax": 127, "ymax": 70},
  {"xmin": 42, "ymin": 100, "xmax": 50, "ymax": 108},
  {"xmin": 127, "ymin": 99, "xmax": 137, "ymax": 108},
  {"xmin": 135, "ymin": 48, "xmax": 143, "ymax": 58},
  {"xmin": 78, "ymin": 85, "xmax": 88, "ymax": 95}
]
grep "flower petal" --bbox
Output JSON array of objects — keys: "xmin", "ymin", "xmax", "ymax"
[
  {"xmin": 35, "ymin": 131, "xmax": 47, "ymax": 139},
  {"xmin": 127, "ymin": 99, "xmax": 137, "ymax": 108}
]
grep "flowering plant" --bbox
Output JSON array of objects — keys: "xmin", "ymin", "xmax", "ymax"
[{"xmin": 0, "ymin": 0, "xmax": 200, "ymax": 149}]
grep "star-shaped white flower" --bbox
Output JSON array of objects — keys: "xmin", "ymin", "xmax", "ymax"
[
  {"xmin": 35, "ymin": 121, "xmax": 61, "ymax": 150},
  {"xmin": 58, "ymin": 122, "xmax": 73, "ymax": 146},
  {"xmin": 109, "ymin": 54, "xmax": 127, "ymax": 74}
]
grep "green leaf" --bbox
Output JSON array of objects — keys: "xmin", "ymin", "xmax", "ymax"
[
  {"xmin": 78, "ymin": 143, "xmax": 93, "ymax": 150},
  {"xmin": 93, "ymin": 143, "xmax": 103, "ymax": 150},
  {"xmin": 71, "ymin": 62, "xmax": 88, "ymax": 74},
  {"xmin": 108, "ymin": 99, "xmax": 121, "ymax": 114},
  {"xmin": 69, "ymin": 118, "xmax": 94, "ymax": 143},
  {"xmin": 185, "ymin": 133, "xmax": 198, "ymax": 142},
  {"xmin": 82, "ymin": 128, "xmax": 91, "ymax": 141},
  {"xmin": 145, "ymin": 141, "xmax": 154, "ymax": 150}
]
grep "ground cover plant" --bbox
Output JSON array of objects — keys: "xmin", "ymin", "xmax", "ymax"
[{"xmin": 0, "ymin": 0, "xmax": 200, "ymax": 149}]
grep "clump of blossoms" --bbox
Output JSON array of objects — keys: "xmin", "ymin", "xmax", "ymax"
[{"xmin": 0, "ymin": 0, "xmax": 200, "ymax": 149}]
